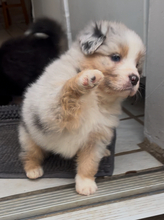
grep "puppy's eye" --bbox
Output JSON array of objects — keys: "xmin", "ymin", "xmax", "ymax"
[
  {"xmin": 136, "ymin": 63, "xmax": 139, "ymax": 68},
  {"xmin": 111, "ymin": 54, "xmax": 121, "ymax": 62}
]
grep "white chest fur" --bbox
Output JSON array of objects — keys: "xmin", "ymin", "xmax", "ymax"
[{"xmin": 24, "ymin": 91, "xmax": 119, "ymax": 158}]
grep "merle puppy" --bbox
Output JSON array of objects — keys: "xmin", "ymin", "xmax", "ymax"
[
  {"xmin": 19, "ymin": 21, "xmax": 145, "ymax": 196},
  {"xmin": 0, "ymin": 18, "xmax": 65, "ymax": 105}
]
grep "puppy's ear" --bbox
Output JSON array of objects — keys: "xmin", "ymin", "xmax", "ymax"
[{"xmin": 79, "ymin": 22, "xmax": 108, "ymax": 55}]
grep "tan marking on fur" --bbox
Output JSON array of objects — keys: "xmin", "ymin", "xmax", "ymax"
[
  {"xmin": 20, "ymin": 137, "xmax": 45, "ymax": 176},
  {"xmin": 98, "ymin": 75, "xmax": 119, "ymax": 94},
  {"xmin": 76, "ymin": 130, "xmax": 113, "ymax": 179},
  {"xmin": 80, "ymin": 53, "xmax": 133, "ymax": 95},
  {"xmin": 58, "ymin": 70, "xmax": 103, "ymax": 131},
  {"xmin": 119, "ymin": 43, "xmax": 129, "ymax": 58},
  {"xmin": 81, "ymin": 58, "xmax": 114, "ymax": 97},
  {"xmin": 58, "ymin": 71, "xmax": 89, "ymax": 131},
  {"xmin": 104, "ymin": 72, "xmax": 117, "ymax": 77},
  {"xmin": 77, "ymin": 144, "xmax": 98, "ymax": 179},
  {"xmin": 80, "ymin": 54, "xmax": 117, "ymax": 78},
  {"xmin": 80, "ymin": 54, "xmax": 112, "ymax": 73},
  {"xmin": 80, "ymin": 54, "xmax": 118, "ymax": 94},
  {"xmin": 101, "ymin": 66, "xmax": 119, "ymax": 92}
]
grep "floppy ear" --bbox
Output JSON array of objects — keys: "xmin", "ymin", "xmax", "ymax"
[{"xmin": 79, "ymin": 22, "xmax": 107, "ymax": 55}]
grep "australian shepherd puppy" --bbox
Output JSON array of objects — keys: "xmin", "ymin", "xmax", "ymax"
[{"xmin": 19, "ymin": 21, "xmax": 145, "ymax": 196}]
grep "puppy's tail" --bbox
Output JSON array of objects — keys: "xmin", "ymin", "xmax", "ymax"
[{"xmin": 25, "ymin": 17, "xmax": 66, "ymax": 49}]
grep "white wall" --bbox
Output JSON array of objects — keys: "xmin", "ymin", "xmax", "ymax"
[
  {"xmin": 32, "ymin": 0, "xmax": 148, "ymax": 41},
  {"xmin": 31, "ymin": 0, "xmax": 65, "ymax": 27},
  {"xmin": 68, "ymin": 0, "xmax": 147, "ymax": 41},
  {"xmin": 144, "ymin": 0, "xmax": 164, "ymax": 149}
]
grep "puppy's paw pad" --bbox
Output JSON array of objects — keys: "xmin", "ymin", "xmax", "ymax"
[
  {"xmin": 79, "ymin": 69, "xmax": 104, "ymax": 88},
  {"xmin": 26, "ymin": 167, "xmax": 44, "ymax": 179},
  {"xmin": 75, "ymin": 174, "xmax": 98, "ymax": 196}
]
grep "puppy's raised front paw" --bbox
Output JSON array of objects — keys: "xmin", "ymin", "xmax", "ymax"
[
  {"xmin": 78, "ymin": 69, "xmax": 104, "ymax": 89},
  {"xmin": 26, "ymin": 166, "xmax": 44, "ymax": 179},
  {"xmin": 75, "ymin": 174, "xmax": 98, "ymax": 196}
]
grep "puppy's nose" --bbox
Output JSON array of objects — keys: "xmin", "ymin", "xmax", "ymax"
[{"xmin": 129, "ymin": 74, "xmax": 139, "ymax": 86}]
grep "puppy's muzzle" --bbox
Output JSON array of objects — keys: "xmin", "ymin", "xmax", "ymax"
[{"xmin": 129, "ymin": 74, "xmax": 139, "ymax": 86}]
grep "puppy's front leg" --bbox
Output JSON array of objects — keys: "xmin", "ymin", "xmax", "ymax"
[
  {"xmin": 59, "ymin": 69, "xmax": 104, "ymax": 131},
  {"xmin": 75, "ymin": 142, "xmax": 105, "ymax": 196}
]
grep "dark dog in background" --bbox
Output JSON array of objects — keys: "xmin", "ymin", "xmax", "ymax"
[{"xmin": 0, "ymin": 18, "xmax": 66, "ymax": 105}]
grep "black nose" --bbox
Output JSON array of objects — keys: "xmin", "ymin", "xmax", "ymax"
[{"xmin": 129, "ymin": 74, "xmax": 139, "ymax": 86}]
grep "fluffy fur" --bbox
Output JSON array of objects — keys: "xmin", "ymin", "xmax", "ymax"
[
  {"xmin": 0, "ymin": 18, "xmax": 65, "ymax": 105},
  {"xmin": 19, "ymin": 21, "xmax": 145, "ymax": 196}
]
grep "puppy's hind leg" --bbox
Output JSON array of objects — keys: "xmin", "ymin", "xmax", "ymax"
[{"xmin": 19, "ymin": 124, "xmax": 45, "ymax": 179}]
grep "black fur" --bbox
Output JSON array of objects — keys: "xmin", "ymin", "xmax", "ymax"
[
  {"xmin": 93, "ymin": 24, "xmax": 104, "ymax": 38},
  {"xmin": 82, "ymin": 41, "xmax": 93, "ymax": 51},
  {"xmin": 82, "ymin": 25, "xmax": 105, "ymax": 53},
  {"xmin": 75, "ymin": 68, "xmax": 81, "ymax": 74},
  {"xmin": 33, "ymin": 114, "xmax": 45, "ymax": 132},
  {"xmin": 80, "ymin": 23, "xmax": 106, "ymax": 55},
  {"xmin": 0, "ymin": 18, "xmax": 65, "ymax": 105}
]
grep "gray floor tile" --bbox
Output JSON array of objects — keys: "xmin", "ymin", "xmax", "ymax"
[
  {"xmin": 0, "ymin": 178, "xmax": 74, "ymax": 199},
  {"xmin": 115, "ymin": 119, "xmax": 144, "ymax": 154},
  {"xmin": 122, "ymin": 96, "xmax": 145, "ymax": 116},
  {"xmin": 113, "ymin": 151, "xmax": 162, "ymax": 175},
  {"xmin": 119, "ymin": 111, "xmax": 129, "ymax": 120}
]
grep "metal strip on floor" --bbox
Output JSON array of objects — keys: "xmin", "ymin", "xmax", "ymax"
[{"xmin": 0, "ymin": 169, "xmax": 164, "ymax": 220}]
